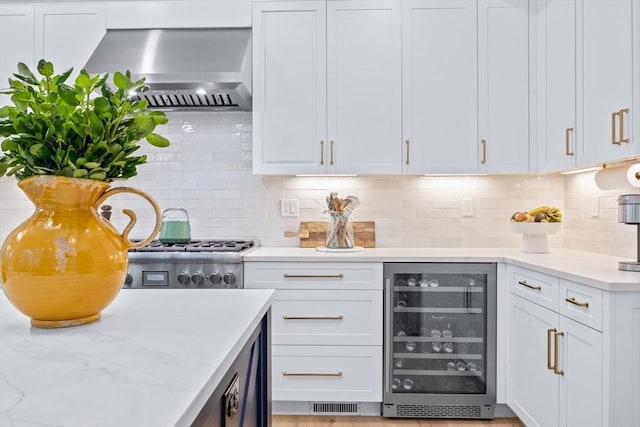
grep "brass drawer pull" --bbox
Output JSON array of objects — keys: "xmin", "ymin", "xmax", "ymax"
[
  {"xmin": 619, "ymin": 108, "xmax": 630, "ymax": 144},
  {"xmin": 283, "ymin": 274, "xmax": 344, "ymax": 279},
  {"xmin": 612, "ymin": 111, "xmax": 621, "ymax": 145},
  {"xmin": 330, "ymin": 140, "xmax": 335, "ymax": 165},
  {"xmin": 554, "ymin": 331, "xmax": 564, "ymax": 376},
  {"xmin": 547, "ymin": 328, "xmax": 555, "ymax": 370},
  {"xmin": 283, "ymin": 315, "xmax": 344, "ymax": 320},
  {"xmin": 282, "ymin": 371, "xmax": 343, "ymax": 377},
  {"xmin": 518, "ymin": 280, "xmax": 541, "ymax": 291},
  {"xmin": 481, "ymin": 139, "xmax": 487, "ymax": 164},
  {"xmin": 405, "ymin": 140, "xmax": 410, "ymax": 165},
  {"xmin": 565, "ymin": 127, "xmax": 574, "ymax": 156},
  {"xmin": 565, "ymin": 297, "xmax": 589, "ymax": 308}
]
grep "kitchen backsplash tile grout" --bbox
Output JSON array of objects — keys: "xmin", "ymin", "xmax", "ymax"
[{"xmin": 0, "ymin": 112, "xmax": 635, "ymax": 258}]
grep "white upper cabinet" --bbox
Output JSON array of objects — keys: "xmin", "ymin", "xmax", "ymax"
[
  {"xmin": 536, "ymin": 0, "xmax": 639, "ymax": 172},
  {"xmin": 253, "ymin": 0, "xmax": 531, "ymax": 175},
  {"xmin": 252, "ymin": 0, "xmax": 401, "ymax": 175},
  {"xmin": 34, "ymin": 4, "xmax": 106, "ymax": 75},
  {"xmin": 0, "ymin": 5, "xmax": 35, "ymax": 104},
  {"xmin": 402, "ymin": 0, "xmax": 479, "ymax": 174},
  {"xmin": 537, "ymin": 0, "xmax": 577, "ymax": 172},
  {"xmin": 478, "ymin": 0, "xmax": 530, "ymax": 174},
  {"xmin": 577, "ymin": 0, "xmax": 636, "ymax": 166},
  {"xmin": 252, "ymin": 1, "xmax": 327, "ymax": 175},
  {"xmin": 326, "ymin": 1, "xmax": 402, "ymax": 175}
]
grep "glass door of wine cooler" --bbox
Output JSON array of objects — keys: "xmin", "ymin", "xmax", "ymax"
[{"xmin": 383, "ymin": 263, "xmax": 496, "ymax": 419}]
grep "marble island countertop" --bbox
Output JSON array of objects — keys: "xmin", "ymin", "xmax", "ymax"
[
  {"xmin": 0, "ymin": 289, "xmax": 274, "ymax": 427},
  {"xmin": 244, "ymin": 247, "xmax": 640, "ymax": 291}
]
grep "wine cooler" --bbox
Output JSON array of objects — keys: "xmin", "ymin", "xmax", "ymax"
[{"xmin": 383, "ymin": 263, "xmax": 497, "ymax": 419}]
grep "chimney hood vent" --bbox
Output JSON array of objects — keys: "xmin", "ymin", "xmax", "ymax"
[{"xmin": 84, "ymin": 28, "xmax": 252, "ymax": 111}]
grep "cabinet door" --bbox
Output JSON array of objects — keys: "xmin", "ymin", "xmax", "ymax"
[
  {"xmin": 327, "ymin": 1, "xmax": 401, "ymax": 174},
  {"xmin": 508, "ymin": 294, "xmax": 559, "ymax": 427},
  {"xmin": 0, "ymin": 5, "xmax": 34, "ymax": 105},
  {"xmin": 478, "ymin": 0, "xmax": 530, "ymax": 173},
  {"xmin": 252, "ymin": 1, "xmax": 327, "ymax": 175},
  {"xmin": 402, "ymin": 0, "xmax": 478, "ymax": 174},
  {"xmin": 558, "ymin": 316, "xmax": 603, "ymax": 427},
  {"xmin": 34, "ymin": 4, "xmax": 105, "ymax": 74},
  {"xmin": 577, "ymin": 0, "xmax": 634, "ymax": 165},
  {"xmin": 537, "ymin": 0, "xmax": 577, "ymax": 172}
]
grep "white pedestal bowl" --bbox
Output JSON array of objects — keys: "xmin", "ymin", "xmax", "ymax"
[{"xmin": 510, "ymin": 222, "xmax": 561, "ymax": 253}]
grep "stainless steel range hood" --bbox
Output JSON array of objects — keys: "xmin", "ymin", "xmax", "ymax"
[{"xmin": 84, "ymin": 28, "xmax": 252, "ymax": 111}]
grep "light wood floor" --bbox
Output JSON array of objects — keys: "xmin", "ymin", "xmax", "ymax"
[{"xmin": 272, "ymin": 415, "xmax": 525, "ymax": 426}]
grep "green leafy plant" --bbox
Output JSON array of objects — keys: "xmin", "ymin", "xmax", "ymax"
[{"xmin": 0, "ymin": 59, "xmax": 170, "ymax": 181}]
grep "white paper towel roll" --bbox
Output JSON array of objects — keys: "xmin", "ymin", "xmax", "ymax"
[{"xmin": 594, "ymin": 164, "xmax": 640, "ymax": 190}]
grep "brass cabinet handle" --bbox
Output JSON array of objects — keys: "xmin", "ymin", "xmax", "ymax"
[
  {"xmin": 547, "ymin": 328, "xmax": 556, "ymax": 370},
  {"xmin": 282, "ymin": 371, "xmax": 343, "ymax": 377},
  {"xmin": 481, "ymin": 139, "xmax": 487, "ymax": 164},
  {"xmin": 283, "ymin": 273, "xmax": 344, "ymax": 279},
  {"xmin": 320, "ymin": 140, "xmax": 325, "ymax": 165},
  {"xmin": 554, "ymin": 331, "xmax": 564, "ymax": 376},
  {"xmin": 565, "ymin": 297, "xmax": 589, "ymax": 308},
  {"xmin": 283, "ymin": 315, "xmax": 344, "ymax": 320},
  {"xmin": 518, "ymin": 280, "xmax": 541, "ymax": 291},
  {"xmin": 330, "ymin": 140, "xmax": 334, "ymax": 165},
  {"xmin": 619, "ymin": 108, "xmax": 630, "ymax": 144},
  {"xmin": 565, "ymin": 128, "xmax": 574, "ymax": 156},
  {"xmin": 612, "ymin": 111, "xmax": 621, "ymax": 145},
  {"xmin": 405, "ymin": 140, "xmax": 410, "ymax": 165}
]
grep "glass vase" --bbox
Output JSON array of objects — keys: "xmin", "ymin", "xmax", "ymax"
[{"xmin": 325, "ymin": 211, "xmax": 355, "ymax": 248}]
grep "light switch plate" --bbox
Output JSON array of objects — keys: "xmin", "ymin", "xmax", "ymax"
[
  {"xmin": 280, "ymin": 199, "xmax": 299, "ymax": 217},
  {"xmin": 462, "ymin": 198, "xmax": 474, "ymax": 217}
]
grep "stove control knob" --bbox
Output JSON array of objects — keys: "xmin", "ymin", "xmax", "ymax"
[
  {"xmin": 209, "ymin": 272, "xmax": 222, "ymax": 284},
  {"xmin": 124, "ymin": 273, "xmax": 133, "ymax": 286},
  {"xmin": 191, "ymin": 272, "xmax": 205, "ymax": 286},
  {"xmin": 177, "ymin": 273, "xmax": 191, "ymax": 285},
  {"xmin": 223, "ymin": 273, "xmax": 236, "ymax": 286}
]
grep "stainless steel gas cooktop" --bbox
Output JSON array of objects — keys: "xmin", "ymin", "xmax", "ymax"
[{"xmin": 125, "ymin": 239, "xmax": 257, "ymax": 289}]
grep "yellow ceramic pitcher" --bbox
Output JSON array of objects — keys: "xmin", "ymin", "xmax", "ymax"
[{"xmin": 0, "ymin": 175, "xmax": 162, "ymax": 328}]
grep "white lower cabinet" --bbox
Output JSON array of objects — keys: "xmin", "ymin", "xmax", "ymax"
[
  {"xmin": 507, "ymin": 266, "xmax": 608, "ymax": 427},
  {"xmin": 244, "ymin": 262, "xmax": 383, "ymax": 404},
  {"xmin": 509, "ymin": 293, "xmax": 603, "ymax": 427}
]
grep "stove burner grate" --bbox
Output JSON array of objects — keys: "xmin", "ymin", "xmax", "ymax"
[{"xmin": 132, "ymin": 239, "xmax": 255, "ymax": 253}]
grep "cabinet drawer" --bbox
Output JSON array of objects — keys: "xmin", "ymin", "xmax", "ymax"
[
  {"xmin": 273, "ymin": 289, "xmax": 382, "ymax": 346},
  {"xmin": 245, "ymin": 262, "xmax": 383, "ymax": 290},
  {"xmin": 509, "ymin": 267, "xmax": 558, "ymax": 311},
  {"xmin": 272, "ymin": 345, "xmax": 382, "ymax": 402},
  {"xmin": 559, "ymin": 279, "xmax": 603, "ymax": 331}
]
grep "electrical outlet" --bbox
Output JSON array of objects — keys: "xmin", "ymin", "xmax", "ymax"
[
  {"xmin": 462, "ymin": 198, "xmax": 474, "ymax": 217},
  {"xmin": 591, "ymin": 196, "xmax": 599, "ymax": 217},
  {"xmin": 280, "ymin": 199, "xmax": 299, "ymax": 217}
]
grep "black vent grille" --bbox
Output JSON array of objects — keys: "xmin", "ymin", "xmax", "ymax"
[
  {"xmin": 311, "ymin": 402, "xmax": 360, "ymax": 415},
  {"xmin": 136, "ymin": 91, "xmax": 239, "ymax": 109},
  {"xmin": 396, "ymin": 404, "xmax": 481, "ymax": 418}
]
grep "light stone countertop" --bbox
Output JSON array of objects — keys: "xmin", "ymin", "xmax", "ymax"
[
  {"xmin": 0, "ymin": 289, "xmax": 274, "ymax": 427},
  {"xmin": 243, "ymin": 247, "xmax": 640, "ymax": 292}
]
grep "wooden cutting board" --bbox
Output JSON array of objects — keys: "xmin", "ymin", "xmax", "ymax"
[{"xmin": 284, "ymin": 221, "xmax": 375, "ymax": 248}]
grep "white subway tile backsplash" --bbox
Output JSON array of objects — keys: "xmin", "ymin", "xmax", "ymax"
[{"xmin": 0, "ymin": 111, "xmax": 633, "ymax": 257}]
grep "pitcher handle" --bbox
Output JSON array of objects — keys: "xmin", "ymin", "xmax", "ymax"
[{"xmin": 95, "ymin": 187, "xmax": 162, "ymax": 249}]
